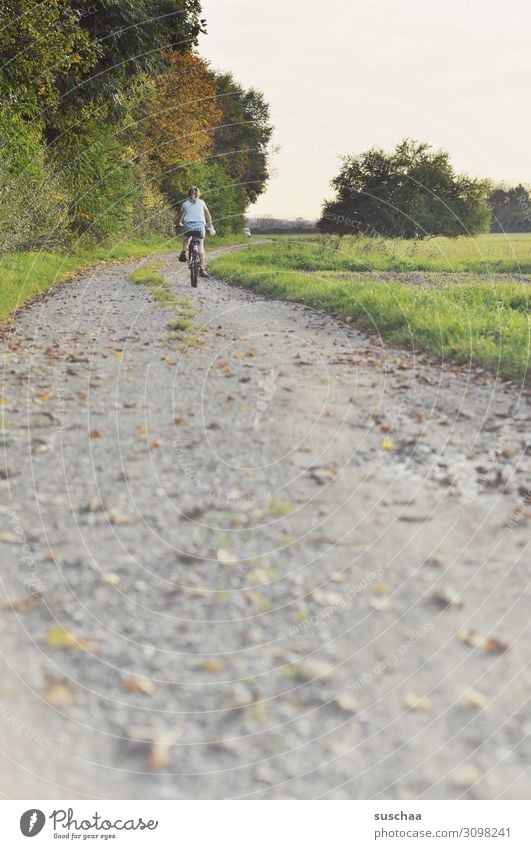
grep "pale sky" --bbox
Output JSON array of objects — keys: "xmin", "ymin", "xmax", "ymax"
[{"xmin": 199, "ymin": 0, "xmax": 531, "ymax": 219}]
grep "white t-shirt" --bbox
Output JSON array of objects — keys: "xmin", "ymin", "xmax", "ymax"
[{"xmin": 181, "ymin": 198, "xmax": 207, "ymax": 224}]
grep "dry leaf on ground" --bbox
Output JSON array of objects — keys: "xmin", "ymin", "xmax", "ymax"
[
  {"xmin": 201, "ymin": 658, "xmax": 225, "ymax": 674},
  {"xmin": 122, "ymin": 676, "xmax": 156, "ymax": 695},
  {"xmin": 147, "ymin": 723, "xmax": 183, "ymax": 771},
  {"xmin": 45, "ymin": 681, "xmax": 75, "ymax": 707},
  {"xmin": 0, "ymin": 532, "xmax": 19, "ymax": 544},
  {"xmin": 464, "ymin": 688, "xmax": 489, "ymax": 709},
  {"xmin": 45, "ymin": 625, "xmax": 99, "ymax": 652},
  {"xmin": 433, "ymin": 587, "xmax": 463, "ymax": 609},
  {"xmin": 404, "ymin": 691, "xmax": 432, "ymax": 711},
  {"xmin": 451, "ymin": 763, "xmax": 482, "ymax": 788},
  {"xmin": 3, "ymin": 592, "xmax": 43, "ymax": 613}
]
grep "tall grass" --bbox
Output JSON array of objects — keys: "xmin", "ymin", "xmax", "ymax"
[{"xmin": 240, "ymin": 233, "xmax": 531, "ymax": 275}]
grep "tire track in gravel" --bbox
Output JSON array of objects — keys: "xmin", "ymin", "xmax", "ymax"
[{"xmin": 0, "ymin": 246, "xmax": 530, "ymax": 799}]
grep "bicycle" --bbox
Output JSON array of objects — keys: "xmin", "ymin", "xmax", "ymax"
[
  {"xmin": 188, "ymin": 233, "xmax": 202, "ymax": 288},
  {"xmin": 179, "ymin": 224, "xmax": 215, "ymax": 288}
]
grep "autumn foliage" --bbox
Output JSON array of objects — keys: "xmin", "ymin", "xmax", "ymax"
[
  {"xmin": 147, "ymin": 52, "xmax": 222, "ymax": 171},
  {"xmin": 0, "ymin": 1, "xmax": 272, "ymax": 247}
]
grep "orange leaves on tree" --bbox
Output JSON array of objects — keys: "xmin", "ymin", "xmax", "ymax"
[{"xmin": 146, "ymin": 52, "xmax": 222, "ymax": 172}]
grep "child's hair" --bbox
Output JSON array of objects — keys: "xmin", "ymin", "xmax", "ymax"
[{"xmin": 188, "ymin": 186, "xmax": 200, "ymax": 198}]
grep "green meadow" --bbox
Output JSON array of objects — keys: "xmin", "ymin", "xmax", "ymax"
[{"xmin": 210, "ymin": 234, "xmax": 531, "ymax": 384}]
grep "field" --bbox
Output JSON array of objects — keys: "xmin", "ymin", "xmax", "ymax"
[{"xmin": 210, "ymin": 234, "xmax": 531, "ymax": 384}]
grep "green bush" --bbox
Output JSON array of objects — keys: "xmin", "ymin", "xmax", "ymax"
[{"xmin": 0, "ymin": 108, "xmax": 70, "ymax": 251}]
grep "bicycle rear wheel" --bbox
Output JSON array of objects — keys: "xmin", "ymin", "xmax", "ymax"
[{"xmin": 190, "ymin": 254, "xmax": 199, "ymax": 288}]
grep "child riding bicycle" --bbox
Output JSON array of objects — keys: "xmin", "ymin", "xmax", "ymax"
[{"xmin": 177, "ymin": 186, "xmax": 215, "ymax": 278}]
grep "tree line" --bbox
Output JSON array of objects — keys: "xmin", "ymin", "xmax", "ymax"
[
  {"xmin": 318, "ymin": 140, "xmax": 531, "ymax": 238},
  {"xmin": 0, "ymin": 0, "xmax": 273, "ymax": 252}
]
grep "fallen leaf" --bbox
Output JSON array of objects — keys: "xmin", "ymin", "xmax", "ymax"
[
  {"xmin": 309, "ymin": 466, "xmax": 338, "ymax": 485},
  {"xmin": 122, "ymin": 676, "xmax": 156, "ymax": 695},
  {"xmin": 42, "ymin": 551, "xmax": 60, "ymax": 563},
  {"xmin": 173, "ymin": 417, "xmax": 186, "ymax": 425},
  {"xmin": 404, "ymin": 691, "xmax": 432, "ymax": 711},
  {"xmin": 482, "ymin": 636, "xmax": 509, "ymax": 653},
  {"xmin": 457, "ymin": 629, "xmax": 509, "ymax": 653},
  {"xmin": 138, "ymin": 425, "xmax": 148, "ymax": 436},
  {"xmin": 311, "ymin": 589, "xmax": 343, "ymax": 606},
  {"xmin": 335, "ymin": 694, "xmax": 358, "ymax": 713},
  {"xmin": 423, "ymin": 555, "xmax": 447, "ymax": 568},
  {"xmin": 464, "ymin": 688, "xmax": 488, "ymax": 709},
  {"xmin": 89, "ymin": 430, "xmax": 102, "ymax": 439},
  {"xmin": 104, "ymin": 572, "xmax": 121, "ymax": 586},
  {"xmin": 451, "ymin": 763, "xmax": 482, "ymax": 788},
  {"xmin": 149, "ymin": 439, "xmax": 160, "ymax": 449},
  {"xmin": 217, "ymin": 549, "xmax": 237, "ymax": 565},
  {"xmin": 243, "ymin": 589, "xmax": 262, "ymax": 607},
  {"xmin": 3, "ymin": 591, "xmax": 43, "ymax": 612},
  {"xmin": 147, "ymin": 723, "xmax": 183, "ymax": 771},
  {"xmin": 147, "ymin": 744, "xmax": 171, "ymax": 770},
  {"xmin": 246, "ymin": 568, "xmax": 271, "ymax": 586},
  {"xmin": 45, "ymin": 625, "xmax": 99, "ymax": 652},
  {"xmin": 106, "ymin": 509, "xmax": 132, "ymax": 525},
  {"xmin": 0, "ymin": 466, "xmax": 19, "ymax": 480},
  {"xmin": 201, "ymin": 658, "xmax": 224, "ymax": 673},
  {"xmin": 80, "ymin": 496, "xmax": 106, "ymax": 513},
  {"xmin": 114, "ymin": 351, "xmax": 123, "ymax": 360},
  {"xmin": 370, "ymin": 596, "xmax": 394, "ymax": 611},
  {"xmin": 45, "ymin": 681, "xmax": 75, "ymax": 707},
  {"xmin": 381, "ymin": 438, "xmax": 394, "ymax": 451},
  {"xmin": 182, "ymin": 505, "xmax": 206, "ymax": 520},
  {"xmin": 0, "ymin": 532, "xmax": 19, "ymax": 544},
  {"xmin": 433, "ymin": 587, "xmax": 463, "ymax": 609},
  {"xmin": 294, "ymin": 659, "xmax": 335, "ymax": 681},
  {"xmin": 511, "ymin": 506, "xmax": 531, "ymax": 521},
  {"xmin": 456, "ymin": 628, "xmax": 481, "ymax": 647}
]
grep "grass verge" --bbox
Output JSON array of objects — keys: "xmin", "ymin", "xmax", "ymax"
[
  {"xmin": 210, "ymin": 240, "xmax": 531, "ymax": 385},
  {"xmin": 0, "ymin": 236, "xmax": 176, "ymax": 325},
  {"xmin": 129, "ymin": 262, "xmax": 176, "ymax": 308}
]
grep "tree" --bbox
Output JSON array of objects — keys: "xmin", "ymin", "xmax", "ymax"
[
  {"xmin": 65, "ymin": 0, "xmax": 205, "ymax": 109},
  {"xmin": 0, "ymin": 0, "xmax": 273, "ymax": 245},
  {"xmin": 488, "ymin": 185, "xmax": 531, "ymax": 233},
  {"xmin": 145, "ymin": 52, "xmax": 222, "ymax": 176},
  {"xmin": 0, "ymin": 0, "xmax": 97, "ymax": 117},
  {"xmin": 318, "ymin": 140, "xmax": 490, "ymax": 239},
  {"xmin": 211, "ymin": 72, "xmax": 273, "ymax": 204}
]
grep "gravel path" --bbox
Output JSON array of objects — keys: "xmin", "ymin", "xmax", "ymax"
[{"xmin": 0, "ymin": 246, "xmax": 530, "ymax": 800}]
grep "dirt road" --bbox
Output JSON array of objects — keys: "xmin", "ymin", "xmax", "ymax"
[{"xmin": 0, "ymin": 247, "xmax": 529, "ymax": 799}]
